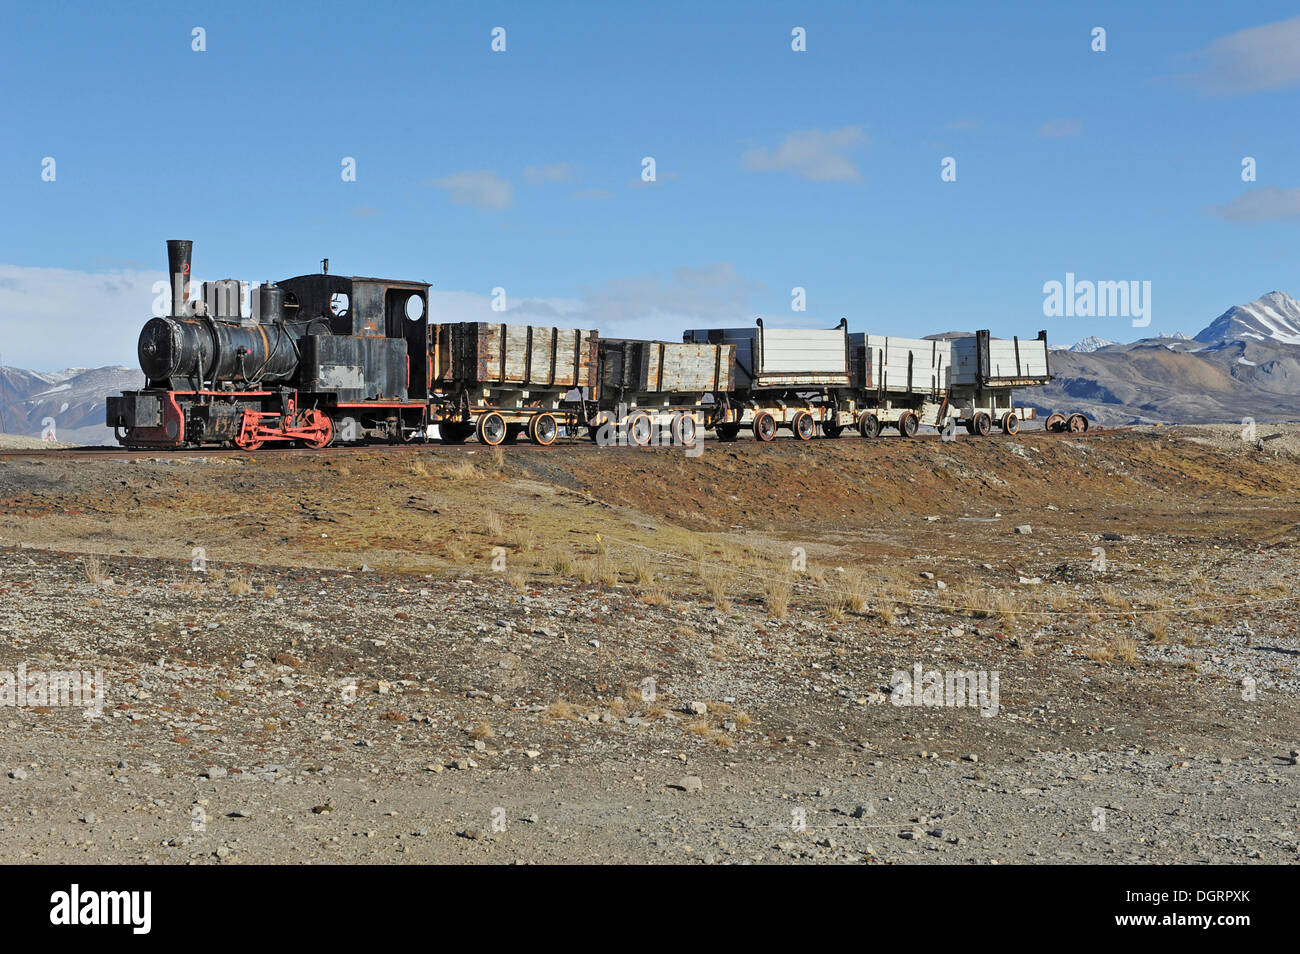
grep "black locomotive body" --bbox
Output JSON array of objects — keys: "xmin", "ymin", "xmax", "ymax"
[{"xmin": 107, "ymin": 241, "xmax": 432, "ymax": 449}]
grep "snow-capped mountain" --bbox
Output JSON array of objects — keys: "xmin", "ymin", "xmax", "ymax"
[
  {"xmin": 1068, "ymin": 335, "xmax": 1117, "ymax": 353},
  {"xmin": 1022, "ymin": 290, "xmax": 1300, "ymax": 425},
  {"xmin": 0, "ymin": 365, "xmax": 142, "ymax": 444},
  {"xmin": 1194, "ymin": 291, "xmax": 1300, "ymax": 346}
]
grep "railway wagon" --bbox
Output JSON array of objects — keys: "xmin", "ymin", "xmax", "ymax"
[
  {"xmin": 945, "ymin": 330, "xmax": 1045, "ymax": 435},
  {"xmin": 427, "ymin": 322, "xmax": 599, "ymax": 445},
  {"xmin": 948, "ymin": 330, "xmax": 1085, "ymax": 434},
  {"xmin": 848, "ymin": 334, "xmax": 952, "ymax": 438},
  {"xmin": 683, "ymin": 319, "xmax": 854, "ymax": 441},
  {"xmin": 591, "ymin": 338, "xmax": 736, "ymax": 446}
]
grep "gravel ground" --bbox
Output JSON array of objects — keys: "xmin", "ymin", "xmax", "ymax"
[{"xmin": 0, "ymin": 428, "xmax": 1297, "ymax": 864}]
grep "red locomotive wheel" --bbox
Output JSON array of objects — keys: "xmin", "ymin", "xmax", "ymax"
[
  {"xmin": 1044, "ymin": 412, "xmax": 1066, "ymax": 433},
  {"xmin": 529, "ymin": 412, "xmax": 559, "ymax": 446},
  {"xmin": 857, "ymin": 412, "xmax": 880, "ymax": 439},
  {"xmin": 752, "ymin": 412, "xmax": 777, "ymax": 442},
  {"xmin": 897, "ymin": 411, "xmax": 919, "ymax": 438},
  {"xmin": 302, "ymin": 416, "xmax": 334, "ymax": 449},
  {"xmin": 791, "ymin": 410, "xmax": 816, "ymax": 441},
  {"xmin": 822, "ymin": 422, "xmax": 844, "ymax": 438},
  {"xmin": 1067, "ymin": 413, "xmax": 1089, "ymax": 433},
  {"xmin": 972, "ymin": 412, "xmax": 992, "ymax": 437},
  {"xmin": 1000, "ymin": 412, "xmax": 1020, "ymax": 435},
  {"xmin": 715, "ymin": 424, "xmax": 741, "ymax": 442},
  {"xmin": 476, "ymin": 411, "xmax": 507, "ymax": 446}
]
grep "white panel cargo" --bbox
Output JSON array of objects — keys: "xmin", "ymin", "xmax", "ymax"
[
  {"xmin": 949, "ymin": 331, "xmax": 1051, "ymax": 386},
  {"xmin": 851, "ymin": 334, "xmax": 951, "ymax": 395},
  {"xmin": 683, "ymin": 321, "xmax": 849, "ymax": 388}
]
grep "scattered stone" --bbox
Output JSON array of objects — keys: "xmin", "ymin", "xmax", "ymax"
[{"xmin": 677, "ymin": 775, "xmax": 704, "ymax": 794}]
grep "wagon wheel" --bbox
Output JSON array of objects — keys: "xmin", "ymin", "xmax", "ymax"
[
  {"xmin": 897, "ymin": 411, "xmax": 919, "ymax": 438},
  {"xmin": 672, "ymin": 413, "xmax": 698, "ymax": 447},
  {"xmin": 857, "ymin": 412, "xmax": 880, "ymax": 439},
  {"xmin": 529, "ymin": 412, "xmax": 559, "ymax": 446},
  {"xmin": 476, "ymin": 411, "xmax": 507, "ymax": 446},
  {"xmin": 752, "ymin": 411, "xmax": 777, "ymax": 442},
  {"xmin": 624, "ymin": 412, "xmax": 653, "ymax": 447},
  {"xmin": 972, "ymin": 411, "xmax": 991, "ymax": 437},
  {"xmin": 791, "ymin": 410, "xmax": 816, "ymax": 441},
  {"xmin": 1044, "ymin": 412, "xmax": 1066, "ymax": 433},
  {"xmin": 1000, "ymin": 412, "xmax": 1020, "ymax": 435},
  {"xmin": 1067, "ymin": 413, "xmax": 1089, "ymax": 433},
  {"xmin": 822, "ymin": 422, "xmax": 844, "ymax": 438},
  {"xmin": 715, "ymin": 424, "xmax": 741, "ymax": 442}
]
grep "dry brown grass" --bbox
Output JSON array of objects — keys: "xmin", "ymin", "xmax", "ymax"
[
  {"xmin": 505, "ymin": 568, "xmax": 528, "ymax": 592},
  {"xmin": 508, "ymin": 526, "xmax": 535, "ymax": 552},
  {"xmin": 1098, "ymin": 584, "xmax": 1129, "ymax": 610},
  {"xmin": 1113, "ymin": 636, "xmax": 1140, "ymax": 663},
  {"xmin": 409, "ymin": 459, "xmax": 429, "ymax": 477},
  {"xmin": 639, "ymin": 586, "xmax": 671, "ymax": 607},
  {"xmin": 482, "ymin": 511, "xmax": 505, "ymax": 538},
  {"xmin": 489, "ymin": 446, "xmax": 506, "ymax": 472},
  {"xmin": 763, "ymin": 572, "xmax": 791, "ymax": 618},
  {"xmin": 629, "ymin": 553, "xmax": 654, "ymax": 586},
  {"xmin": 83, "ymin": 556, "xmax": 108, "ymax": 585},
  {"xmin": 440, "ymin": 460, "xmax": 479, "ymax": 480},
  {"xmin": 549, "ymin": 550, "xmax": 575, "ymax": 577},
  {"xmin": 843, "ymin": 571, "xmax": 870, "ymax": 613},
  {"xmin": 227, "ymin": 570, "xmax": 254, "ymax": 597},
  {"xmin": 543, "ymin": 699, "xmax": 581, "ymax": 722},
  {"xmin": 1144, "ymin": 612, "xmax": 1170, "ymax": 643},
  {"xmin": 577, "ymin": 557, "xmax": 618, "ymax": 587},
  {"xmin": 468, "ymin": 721, "xmax": 494, "ymax": 740}
]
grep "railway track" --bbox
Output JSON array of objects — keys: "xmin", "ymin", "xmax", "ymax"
[{"xmin": 0, "ymin": 426, "xmax": 1116, "ymax": 462}]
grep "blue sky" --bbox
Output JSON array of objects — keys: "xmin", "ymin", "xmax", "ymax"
[{"xmin": 2, "ymin": 0, "xmax": 1299, "ymax": 370}]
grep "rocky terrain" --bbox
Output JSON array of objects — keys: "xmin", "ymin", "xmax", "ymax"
[{"xmin": 0, "ymin": 428, "xmax": 1297, "ymax": 864}]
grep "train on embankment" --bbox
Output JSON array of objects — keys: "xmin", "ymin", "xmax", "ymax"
[{"xmin": 106, "ymin": 241, "xmax": 1089, "ymax": 449}]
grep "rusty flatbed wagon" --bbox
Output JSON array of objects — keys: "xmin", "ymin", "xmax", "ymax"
[
  {"xmin": 427, "ymin": 322, "xmax": 599, "ymax": 445},
  {"xmin": 590, "ymin": 338, "xmax": 735, "ymax": 446}
]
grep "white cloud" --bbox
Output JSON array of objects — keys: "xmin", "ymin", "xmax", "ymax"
[
  {"xmin": 1, "ymin": 260, "xmax": 766, "ymax": 372},
  {"xmin": 1181, "ymin": 15, "xmax": 1300, "ymax": 95},
  {"xmin": 0, "ymin": 264, "xmax": 160, "ymax": 370},
  {"xmin": 426, "ymin": 170, "xmax": 514, "ymax": 210},
  {"xmin": 1037, "ymin": 118, "xmax": 1082, "ymax": 138},
  {"xmin": 741, "ymin": 127, "xmax": 866, "ymax": 182},
  {"xmin": 1210, "ymin": 186, "xmax": 1300, "ymax": 223},
  {"xmin": 430, "ymin": 263, "xmax": 765, "ymax": 340},
  {"xmin": 522, "ymin": 162, "xmax": 576, "ymax": 184}
]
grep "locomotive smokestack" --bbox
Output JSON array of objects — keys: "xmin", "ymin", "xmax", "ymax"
[{"xmin": 166, "ymin": 240, "xmax": 193, "ymax": 317}]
